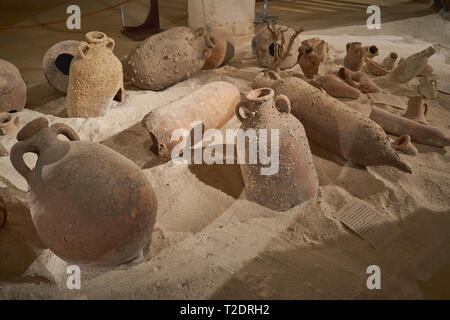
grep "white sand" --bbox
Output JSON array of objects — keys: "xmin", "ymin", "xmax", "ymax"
[{"xmin": 0, "ymin": 14, "xmax": 449, "ymax": 299}]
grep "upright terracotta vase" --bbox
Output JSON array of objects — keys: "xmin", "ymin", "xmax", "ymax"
[
  {"xmin": 298, "ymin": 47, "xmax": 320, "ymax": 79},
  {"xmin": 10, "ymin": 118, "xmax": 158, "ymax": 267},
  {"xmin": 0, "ymin": 59, "xmax": 27, "ymax": 113},
  {"xmin": 125, "ymin": 27, "xmax": 213, "ymax": 91},
  {"xmin": 344, "ymin": 42, "xmax": 378, "ymax": 71},
  {"xmin": 43, "ymin": 40, "xmax": 80, "ymax": 94},
  {"xmin": 253, "ymin": 71, "xmax": 411, "ymax": 173},
  {"xmin": 300, "ymin": 37, "xmax": 329, "ymax": 62},
  {"xmin": 403, "ymin": 96, "xmax": 428, "ymax": 124},
  {"xmin": 67, "ymin": 31, "xmax": 124, "ymax": 118},
  {"xmin": 237, "ymin": 88, "xmax": 319, "ymax": 211}
]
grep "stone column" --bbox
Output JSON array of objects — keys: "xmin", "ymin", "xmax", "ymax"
[{"xmin": 188, "ymin": 0, "xmax": 255, "ymax": 43}]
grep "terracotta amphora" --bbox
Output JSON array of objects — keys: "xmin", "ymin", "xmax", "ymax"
[
  {"xmin": 237, "ymin": 88, "xmax": 319, "ymax": 211},
  {"xmin": 203, "ymin": 30, "xmax": 235, "ymax": 70},
  {"xmin": 344, "ymin": 42, "xmax": 378, "ymax": 71},
  {"xmin": 0, "ymin": 59, "xmax": 27, "ymax": 113},
  {"xmin": 67, "ymin": 31, "xmax": 124, "ymax": 118},
  {"xmin": 10, "ymin": 118, "xmax": 158, "ymax": 267},
  {"xmin": 418, "ymin": 77, "xmax": 438, "ymax": 99},
  {"xmin": 382, "ymin": 52, "xmax": 398, "ymax": 70},
  {"xmin": 252, "ymin": 71, "xmax": 412, "ymax": 173},
  {"xmin": 309, "ymin": 75, "xmax": 360, "ymax": 99},
  {"xmin": 390, "ymin": 46, "xmax": 436, "ymax": 83},
  {"xmin": 298, "ymin": 47, "xmax": 320, "ymax": 79},
  {"xmin": 43, "ymin": 40, "xmax": 80, "ymax": 94},
  {"xmin": 364, "ymin": 58, "xmax": 389, "ymax": 76},
  {"xmin": 125, "ymin": 27, "xmax": 213, "ymax": 91},
  {"xmin": 403, "ymin": 96, "xmax": 428, "ymax": 124},
  {"xmin": 337, "ymin": 67, "xmax": 381, "ymax": 93},
  {"xmin": 0, "ymin": 112, "xmax": 21, "ymax": 136}
]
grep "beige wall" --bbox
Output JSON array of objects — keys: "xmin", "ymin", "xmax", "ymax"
[{"xmin": 188, "ymin": 0, "xmax": 255, "ymax": 39}]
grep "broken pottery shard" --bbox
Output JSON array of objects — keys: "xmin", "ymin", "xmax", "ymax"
[
  {"xmin": 237, "ymin": 88, "xmax": 319, "ymax": 211},
  {"xmin": 390, "ymin": 46, "xmax": 436, "ymax": 83},
  {"xmin": 418, "ymin": 77, "xmax": 438, "ymax": 99},
  {"xmin": 437, "ymin": 79, "xmax": 450, "ymax": 95},
  {"xmin": 125, "ymin": 27, "xmax": 213, "ymax": 91},
  {"xmin": 367, "ymin": 93, "xmax": 407, "ymax": 110},
  {"xmin": 370, "ymin": 106, "xmax": 450, "ymax": 147},
  {"xmin": 344, "ymin": 42, "xmax": 378, "ymax": 72},
  {"xmin": 142, "ymin": 81, "xmax": 240, "ymax": 161},
  {"xmin": 335, "ymin": 198, "xmax": 400, "ymax": 251},
  {"xmin": 10, "ymin": 118, "xmax": 158, "ymax": 267},
  {"xmin": 253, "ymin": 71, "xmax": 412, "ymax": 173},
  {"xmin": 0, "ymin": 59, "xmax": 27, "ymax": 113},
  {"xmin": 309, "ymin": 75, "xmax": 360, "ymax": 99},
  {"xmin": 43, "ymin": 40, "xmax": 80, "ymax": 94},
  {"xmin": 203, "ymin": 30, "xmax": 235, "ymax": 70},
  {"xmin": 67, "ymin": 31, "xmax": 124, "ymax": 118},
  {"xmin": 391, "ymin": 135, "xmax": 417, "ymax": 156}
]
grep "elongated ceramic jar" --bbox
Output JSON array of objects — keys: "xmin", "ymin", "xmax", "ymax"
[
  {"xmin": 125, "ymin": 27, "xmax": 213, "ymax": 91},
  {"xmin": 253, "ymin": 71, "xmax": 411, "ymax": 173},
  {"xmin": 67, "ymin": 31, "xmax": 124, "ymax": 118},
  {"xmin": 10, "ymin": 118, "xmax": 157, "ymax": 267},
  {"xmin": 237, "ymin": 88, "xmax": 319, "ymax": 211},
  {"xmin": 390, "ymin": 46, "xmax": 436, "ymax": 83},
  {"xmin": 0, "ymin": 112, "xmax": 21, "ymax": 136},
  {"xmin": 344, "ymin": 42, "xmax": 378, "ymax": 71},
  {"xmin": 0, "ymin": 59, "xmax": 27, "ymax": 113}
]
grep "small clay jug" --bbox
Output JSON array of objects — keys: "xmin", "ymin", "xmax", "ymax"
[
  {"xmin": 390, "ymin": 46, "xmax": 436, "ymax": 83},
  {"xmin": 10, "ymin": 118, "xmax": 158, "ymax": 267},
  {"xmin": 382, "ymin": 52, "xmax": 398, "ymax": 70},
  {"xmin": 298, "ymin": 47, "xmax": 320, "ymax": 79},
  {"xmin": 300, "ymin": 38, "xmax": 329, "ymax": 62},
  {"xmin": 418, "ymin": 77, "xmax": 438, "ymax": 99},
  {"xmin": 391, "ymin": 135, "xmax": 417, "ymax": 156},
  {"xmin": 0, "ymin": 59, "xmax": 27, "ymax": 113},
  {"xmin": 0, "ymin": 112, "xmax": 21, "ymax": 136},
  {"xmin": 0, "ymin": 196, "xmax": 6, "ymax": 228},
  {"xmin": 236, "ymin": 88, "xmax": 319, "ymax": 211},
  {"xmin": 67, "ymin": 31, "xmax": 124, "ymax": 118},
  {"xmin": 364, "ymin": 58, "xmax": 389, "ymax": 76},
  {"xmin": 43, "ymin": 40, "xmax": 80, "ymax": 94},
  {"xmin": 403, "ymin": 96, "xmax": 428, "ymax": 124},
  {"xmin": 344, "ymin": 42, "xmax": 378, "ymax": 71}
]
